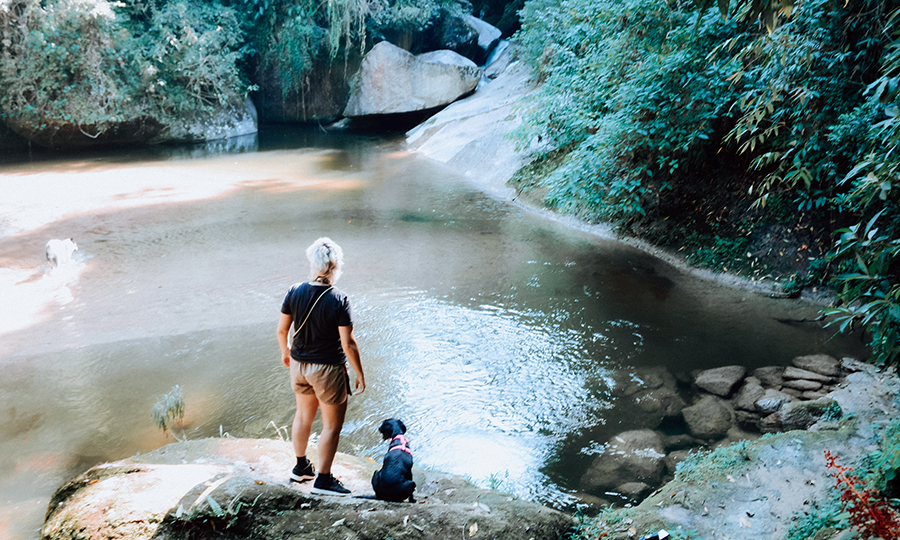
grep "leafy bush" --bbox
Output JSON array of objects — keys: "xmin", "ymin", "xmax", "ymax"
[
  {"xmin": 515, "ymin": 0, "xmax": 897, "ymax": 364},
  {"xmin": 0, "ymin": 0, "xmax": 252, "ymax": 141},
  {"xmin": 0, "ymin": 0, "xmax": 141, "ymax": 136}
]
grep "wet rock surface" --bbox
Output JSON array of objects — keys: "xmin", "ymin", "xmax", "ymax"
[{"xmin": 40, "ymin": 438, "xmax": 575, "ymax": 540}]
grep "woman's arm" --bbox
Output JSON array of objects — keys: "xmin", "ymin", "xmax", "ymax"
[
  {"xmin": 276, "ymin": 313, "xmax": 293, "ymax": 368},
  {"xmin": 339, "ymin": 325, "xmax": 365, "ymax": 394}
]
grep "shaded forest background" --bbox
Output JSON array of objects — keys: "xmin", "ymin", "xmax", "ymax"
[{"xmin": 0, "ymin": 0, "xmax": 897, "ymax": 364}]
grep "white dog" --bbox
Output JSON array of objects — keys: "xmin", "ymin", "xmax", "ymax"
[{"xmin": 45, "ymin": 238, "xmax": 78, "ymax": 268}]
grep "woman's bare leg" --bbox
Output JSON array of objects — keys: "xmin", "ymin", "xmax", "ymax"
[
  {"xmin": 292, "ymin": 392, "xmax": 319, "ymax": 459},
  {"xmin": 316, "ymin": 400, "xmax": 347, "ymax": 474}
]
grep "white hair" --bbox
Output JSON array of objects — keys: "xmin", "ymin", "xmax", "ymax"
[{"xmin": 306, "ymin": 237, "xmax": 343, "ymax": 283}]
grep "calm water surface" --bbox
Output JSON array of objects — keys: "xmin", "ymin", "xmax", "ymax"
[{"xmin": 0, "ymin": 128, "xmax": 866, "ymax": 539}]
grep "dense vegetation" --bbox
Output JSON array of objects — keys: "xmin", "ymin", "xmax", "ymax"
[
  {"xmin": 512, "ymin": 0, "xmax": 900, "ymax": 365},
  {"xmin": 0, "ymin": 0, "xmax": 461, "ymax": 139},
  {"xmin": 0, "ymin": 0, "xmax": 252, "ymax": 140}
]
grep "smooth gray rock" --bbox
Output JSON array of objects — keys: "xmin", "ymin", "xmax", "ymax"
[
  {"xmin": 580, "ymin": 429, "xmax": 666, "ymax": 493},
  {"xmin": 682, "ymin": 395, "xmax": 734, "ymax": 440},
  {"xmin": 694, "ymin": 365, "xmax": 747, "ymax": 397},
  {"xmin": 783, "ymin": 366, "xmax": 835, "ymax": 383},
  {"xmin": 343, "ymin": 41, "xmax": 482, "ymax": 117},
  {"xmin": 792, "ymin": 354, "xmax": 841, "ymax": 377},
  {"xmin": 755, "ymin": 388, "xmax": 793, "ymax": 414},
  {"xmin": 752, "ymin": 366, "xmax": 785, "ymax": 388},
  {"xmin": 783, "ymin": 379, "xmax": 823, "ymax": 391},
  {"xmin": 733, "ymin": 380, "xmax": 766, "ymax": 411}
]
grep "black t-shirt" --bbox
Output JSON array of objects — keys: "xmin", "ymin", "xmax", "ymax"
[{"xmin": 281, "ymin": 283, "xmax": 354, "ymax": 364}]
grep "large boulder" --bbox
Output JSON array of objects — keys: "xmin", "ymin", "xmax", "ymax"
[
  {"xmin": 151, "ymin": 98, "xmax": 258, "ymax": 144},
  {"xmin": 40, "ymin": 438, "xmax": 574, "ymax": 540},
  {"xmin": 343, "ymin": 41, "xmax": 482, "ymax": 117},
  {"xmin": 681, "ymin": 395, "xmax": 734, "ymax": 440},
  {"xmin": 580, "ymin": 429, "xmax": 666, "ymax": 494},
  {"xmin": 7, "ymin": 98, "xmax": 257, "ymax": 149},
  {"xmin": 693, "ymin": 365, "xmax": 747, "ymax": 397}
]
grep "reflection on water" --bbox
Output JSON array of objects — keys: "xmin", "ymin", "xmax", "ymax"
[{"xmin": 0, "ymin": 128, "xmax": 868, "ymax": 539}]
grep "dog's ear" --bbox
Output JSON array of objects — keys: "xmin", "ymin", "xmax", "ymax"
[
  {"xmin": 379, "ymin": 420, "xmax": 392, "ymax": 440},
  {"xmin": 397, "ymin": 419, "xmax": 406, "ymax": 434}
]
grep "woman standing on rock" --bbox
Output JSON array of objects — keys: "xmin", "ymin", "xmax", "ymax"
[{"xmin": 277, "ymin": 237, "xmax": 366, "ymax": 496}]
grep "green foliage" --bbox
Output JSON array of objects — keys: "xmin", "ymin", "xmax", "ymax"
[
  {"xmin": 514, "ymin": 0, "xmax": 745, "ymax": 221},
  {"xmin": 152, "ymin": 384, "xmax": 186, "ymax": 439},
  {"xmin": 136, "ymin": 0, "xmax": 251, "ymax": 111},
  {"xmin": 0, "ymin": 0, "xmax": 252, "ymax": 140},
  {"xmin": 0, "ymin": 0, "xmax": 140, "ymax": 133},
  {"xmin": 823, "ymin": 7, "xmax": 900, "ymax": 367}
]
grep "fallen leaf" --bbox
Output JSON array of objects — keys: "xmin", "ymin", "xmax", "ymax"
[
  {"xmin": 254, "ymin": 480, "xmax": 265, "ymax": 485},
  {"xmin": 403, "ymin": 516, "xmax": 409, "ymax": 527},
  {"xmin": 469, "ymin": 522, "xmax": 478, "ymax": 537},
  {"xmin": 365, "ymin": 457, "xmax": 377, "ymax": 463}
]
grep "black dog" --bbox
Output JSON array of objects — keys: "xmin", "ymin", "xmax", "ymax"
[{"xmin": 371, "ymin": 418, "xmax": 416, "ymax": 502}]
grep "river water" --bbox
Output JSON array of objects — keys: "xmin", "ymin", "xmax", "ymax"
[{"xmin": 0, "ymin": 128, "xmax": 867, "ymax": 539}]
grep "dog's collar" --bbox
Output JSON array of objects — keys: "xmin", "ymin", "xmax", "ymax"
[{"xmin": 389, "ymin": 434, "xmax": 412, "ymax": 455}]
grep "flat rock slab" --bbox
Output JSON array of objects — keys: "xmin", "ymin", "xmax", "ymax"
[
  {"xmin": 41, "ymin": 438, "xmax": 575, "ymax": 540},
  {"xmin": 791, "ymin": 354, "xmax": 841, "ymax": 377},
  {"xmin": 694, "ymin": 365, "xmax": 747, "ymax": 397}
]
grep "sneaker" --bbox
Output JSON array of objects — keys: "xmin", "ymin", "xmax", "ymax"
[
  {"xmin": 290, "ymin": 458, "xmax": 315, "ymax": 483},
  {"xmin": 310, "ymin": 473, "xmax": 351, "ymax": 496}
]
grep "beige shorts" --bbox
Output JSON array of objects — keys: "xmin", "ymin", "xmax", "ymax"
[{"xmin": 290, "ymin": 361, "xmax": 349, "ymax": 405}]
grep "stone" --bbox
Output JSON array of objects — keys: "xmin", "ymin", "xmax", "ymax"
[
  {"xmin": 802, "ymin": 390, "xmax": 828, "ymax": 400},
  {"xmin": 580, "ymin": 429, "xmax": 666, "ymax": 493},
  {"xmin": 782, "ymin": 379, "xmax": 823, "ymax": 391},
  {"xmin": 780, "ymin": 398, "xmax": 842, "ymax": 431},
  {"xmin": 152, "ymin": 97, "xmax": 258, "ymax": 144},
  {"xmin": 694, "ymin": 365, "xmax": 747, "ymax": 397},
  {"xmin": 40, "ymin": 438, "xmax": 575, "ymax": 540},
  {"xmin": 792, "ymin": 354, "xmax": 841, "ymax": 377},
  {"xmin": 735, "ymin": 409, "xmax": 762, "ymax": 429},
  {"xmin": 759, "ymin": 412, "xmax": 783, "ymax": 433},
  {"xmin": 733, "ymin": 380, "xmax": 766, "ymax": 411},
  {"xmin": 663, "ymin": 449, "xmax": 694, "ymax": 475},
  {"xmin": 343, "ymin": 41, "xmax": 482, "ymax": 117},
  {"xmin": 681, "ymin": 395, "xmax": 734, "ymax": 440},
  {"xmin": 782, "ymin": 387, "xmax": 804, "ymax": 398},
  {"xmin": 755, "ymin": 389, "xmax": 793, "ymax": 414},
  {"xmin": 783, "ymin": 366, "xmax": 835, "ymax": 383},
  {"xmin": 616, "ymin": 482, "xmax": 653, "ymax": 499},
  {"xmin": 751, "ymin": 366, "xmax": 785, "ymax": 388},
  {"xmin": 662, "ymin": 434, "xmax": 702, "ymax": 452},
  {"xmin": 632, "ymin": 385, "xmax": 686, "ymax": 418}
]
